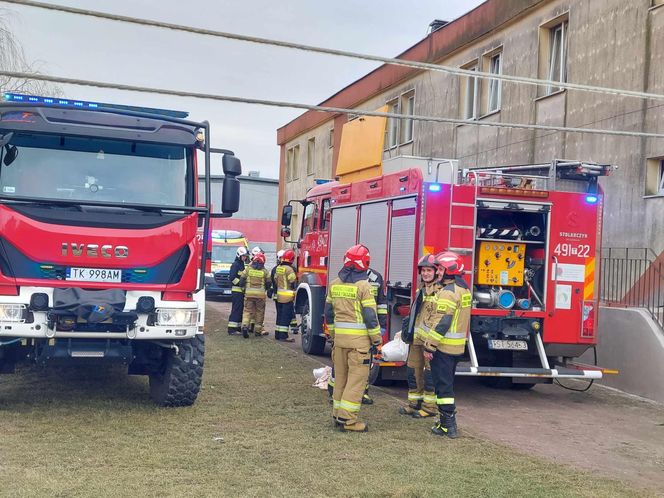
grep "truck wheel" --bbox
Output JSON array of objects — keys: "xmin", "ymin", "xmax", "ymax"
[
  {"xmin": 149, "ymin": 335, "xmax": 205, "ymax": 407},
  {"xmin": 300, "ymin": 301, "xmax": 326, "ymax": 356}
]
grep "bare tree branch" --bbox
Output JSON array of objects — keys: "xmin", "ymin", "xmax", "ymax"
[{"xmin": 0, "ymin": 8, "xmax": 62, "ymax": 96}]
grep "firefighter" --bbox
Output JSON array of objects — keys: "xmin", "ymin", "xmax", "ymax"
[
  {"xmin": 423, "ymin": 251, "xmax": 472, "ymax": 438},
  {"xmin": 250, "ymin": 246, "xmax": 264, "ymax": 261},
  {"xmin": 325, "ymin": 244, "xmax": 381, "ymax": 432},
  {"xmin": 327, "ymin": 265, "xmax": 386, "ymax": 405},
  {"xmin": 239, "ymin": 252, "xmax": 272, "ymax": 338},
  {"xmin": 273, "ymin": 249, "xmax": 297, "ymax": 342},
  {"xmin": 269, "ymin": 249, "xmax": 285, "ymax": 303},
  {"xmin": 399, "ymin": 254, "xmax": 441, "ymax": 418},
  {"xmin": 227, "ymin": 246, "xmax": 249, "ymax": 335}
]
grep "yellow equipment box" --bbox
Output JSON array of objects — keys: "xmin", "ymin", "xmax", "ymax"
[{"xmin": 476, "ymin": 242, "xmax": 526, "ymax": 286}]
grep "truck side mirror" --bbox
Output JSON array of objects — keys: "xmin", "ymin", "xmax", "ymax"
[
  {"xmin": 281, "ymin": 227, "xmax": 291, "ymax": 239},
  {"xmin": 222, "ymin": 176, "xmax": 240, "ymax": 213},
  {"xmin": 222, "ymin": 154, "xmax": 242, "ymax": 177},
  {"xmin": 281, "ymin": 205, "xmax": 293, "ymax": 226}
]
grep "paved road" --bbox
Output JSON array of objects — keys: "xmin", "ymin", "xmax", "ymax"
[{"xmin": 207, "ymin": 298, "xmax": 664, "ymax": 492}]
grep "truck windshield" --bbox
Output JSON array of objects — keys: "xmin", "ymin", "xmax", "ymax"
[
  {"xmin": 0, "ymin": 132, "xmax": 189, "ymax": 206},
  {"xmin": 211, "ymin": 245, "xmax": 239, "ymax": 263}
]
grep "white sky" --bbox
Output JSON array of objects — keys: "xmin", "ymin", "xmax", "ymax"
[{"xmin": 6, "ymin": 0, "xmax": 485, "ymax": 178}]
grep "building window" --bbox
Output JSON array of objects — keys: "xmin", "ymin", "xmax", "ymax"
[
  {"xmin": 328, "ymin": 128, "xmax": 334, "ymax": 148},
  {"xmin": 460, "ymin": 62, "xmax": 479, "ymax": 120},
  {"xmin": 286, "ymin": 147, "xmax": 294, "ymax": 182},
  {"xmin": 400, "ymin": 91, "xmax": 415, "ymax": 144},
  {"xmin": 385, "ymin": 100, "xmax": 399, "ymax": 149},
  {"xmin": 306, "ymin": 138, "xmax": 315, "ymax": 176},
  {"xmin": 289, "ymin": 144, "xmax": 300, "ymax": 180},
  {"xmin": 645, "ymin": 158, "xmax": 664, "ymax": 196},
  {"xmin": 487, "ymin": 52, "xmax": 502, "ymax": 113},
  {"xmin": 539, "ymin": 17, "xmax": 568, "ymax": 96}
]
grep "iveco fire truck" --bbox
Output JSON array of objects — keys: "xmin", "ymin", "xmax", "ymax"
[
  {"xmin": 281, "ymin": 157, "xmax": 612, "ymax": 387},
  {"xmin": 0, "ymin": 93, "xmax": 241, "ymax": 406}
]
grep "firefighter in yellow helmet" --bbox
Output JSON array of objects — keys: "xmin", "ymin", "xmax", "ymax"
[
  {"xmin": 325, "ymin": 244, "xmax": 381, "ymax": 432},
  {"xmin": 423, "ymin": 251, "xmax": 472, "ymax": 438},
  {"xmin": 399, "ymin": 254, "xmax": 441, "ymax": 418},
  {"xmin": 239, "ymin": 252, "xmax": 272, "ymax": 338}
]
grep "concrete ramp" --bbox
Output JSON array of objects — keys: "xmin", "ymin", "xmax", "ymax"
[{"xmin": 583, "ymin": 307, "xmax": 664, "ymax": 403}]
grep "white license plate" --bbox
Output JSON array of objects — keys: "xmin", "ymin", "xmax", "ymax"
[
  {"xmin": 67, "ymin": 267, "xmax": 122, "ymax": 283},
  {"xmin": 222, "ymin": 289, "xmax": 231, "ymax": 295},
  {"xmin": 488, "ymin": 339, "xmax": 528, "ymax": 351}
]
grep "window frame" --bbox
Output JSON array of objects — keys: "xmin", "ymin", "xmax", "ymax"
[
  {"xmin": 538, "ymin": 13, "xmax": 570, "ymax": 97},
  {"xmin": 460, "ymin": 61, "xmax": 479, "ymax": 120},
  {"xmin": 644, "ymin": 157, "xmax": 664, "ymax": 197},
  {"xmin": 487, "ymin": 52, "xmax": 502, "ymax": 113},
  {"xmin": 292, "ymin": 144, "xmax": 300, "ymax": 181},
  {"xmin": 400, "ymin": 90, "xmax": 415, "ymax": 145},
  {"xmin": 301, "ymin": 201, "xmax": 317, "ymax": 237},
  {"xmin": 306, "ymin": 137, "xmax": 315, "ymax": 176}
]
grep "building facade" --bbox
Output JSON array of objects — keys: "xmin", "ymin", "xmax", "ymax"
[{"xmin": 277, "ymin": 0, "xmax": 664, "ymax": 255}]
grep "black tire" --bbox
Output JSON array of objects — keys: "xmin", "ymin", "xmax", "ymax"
[
  {"xmin": 149, "ymin": 335, "xmax": 205, "ymax": 407},
  {"xmin": 300, "ymin": 300, "xmax": 326, "ymax": 356},
  {"xmin": 367, "ymin": 361, "xmax": 381, "ymax": 385}
]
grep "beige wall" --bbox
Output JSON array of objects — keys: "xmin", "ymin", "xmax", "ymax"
[{"xmin": 281, "ymin": 0, "xmax": 664, "ymax": 252}]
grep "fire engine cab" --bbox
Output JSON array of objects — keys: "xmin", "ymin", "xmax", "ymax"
[{"xmin": 281, "ymin": 157, "xmax": 612, "ymax": 387}]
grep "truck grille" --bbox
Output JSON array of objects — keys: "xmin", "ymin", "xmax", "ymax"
[{"xmin": 214, "ymin": 272, "xmax": 230, "ymax": 286}]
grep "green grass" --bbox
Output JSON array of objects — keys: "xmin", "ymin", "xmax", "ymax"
[{"xmin": 0, "ymin": 307, "xmax": 648, "ymax": 497}]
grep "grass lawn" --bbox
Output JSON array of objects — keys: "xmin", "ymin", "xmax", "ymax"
[{"xmin": 0, "ymin": 308, "xmax": 646, "ymax": 497}]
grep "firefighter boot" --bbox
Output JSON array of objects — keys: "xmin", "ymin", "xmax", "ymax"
[
  {"xmin": 339, "ymin": 421, "xmax": 369, "ymax": 433},
  {"xmin": 361, "ymin": 391, "xmax": 374, "ymax": 405},
  {"xmin": 399, "ymin": 400, "xmax": 421, "ymax": 416},
  {"xmin": 412, "ymin": 408, "xmax": 436, "ymax": 419},
  {"xmin": 432, "ymin": 412, "xmax": 458, "ymax": 439},
  {"xmin": 241, "ymin": 326, "xmax": 250, "ymax": 339}
]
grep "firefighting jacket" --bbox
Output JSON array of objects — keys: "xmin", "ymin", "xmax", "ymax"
[
  {"xmin": 424, "ymin": 277, "xmax": 472, "ymax": 356},
  {"xmin": 324, "ymin": 267, "xmax": 381, "ymax": 349},
  {"xmin": 239, "ymin": 262, "xmax": 272, "ymax": 299},
  {"xmin": 367, "ymin": 268, "xmax": 388, "ymax": 329},
  {"xmin": 229, "ymin": 257, "xmax": 246, "ymax": 293},
  {"xmin": 402, "ymin": 282, "xmax": 440, "ymax": 344},
  {"xmin": 274, "ymin": 263, "xmax": 297, "ymax": 303}
]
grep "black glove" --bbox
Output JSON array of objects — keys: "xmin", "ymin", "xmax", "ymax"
[
  {"xmin": 267, "ymin": 289, "xmax": 273, "ymax": 299},
  {"xmin": 401, "ymin": 315, "xmax": 413, "ymax": 344}
]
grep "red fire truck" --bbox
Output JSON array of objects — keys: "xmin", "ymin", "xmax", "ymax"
[
  {"xmin": 0, "ymin": 93, "xmax": 241, "ymax": 406},
  {"xmin": 281, "ymin": 158, "xmax": 612, "ymax": 386}
]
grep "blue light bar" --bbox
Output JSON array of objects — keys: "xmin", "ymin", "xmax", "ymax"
[
  {"xmin": 315, "ymin": 178, "xmax": 333, "ymax": 185},
  {"xmin": 586, "ymin": 194, "xmax": 599, "ymax": 204},
  {"xmin": 3, "ymin": 93, "xmax": 188, "ymax": 119},
  {"xmin": 428, "ymin": 183, "xmax": 442, "ymax": 192}
]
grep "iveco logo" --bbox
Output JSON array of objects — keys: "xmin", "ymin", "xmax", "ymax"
[{"xmin": 61, "ymin": 243, "xmax": 129, "ymax": 258}]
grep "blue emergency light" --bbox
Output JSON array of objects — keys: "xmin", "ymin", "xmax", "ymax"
[
  {"xmin": 585, "ymin": 194, "xmax": 599, "ymax": 204},
  {"xmin": 428, "ymin": 183, "xmax": 442, "ymax": 192},
  {"xmin": 3, "ymin": 93, "xmax": 189, "ymax": 119}
]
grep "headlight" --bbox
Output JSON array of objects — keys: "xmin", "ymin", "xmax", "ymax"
[
  {"xmin": 205, "ymin": 272, "xmax": 214, "ymax": 278},
  {"xmin": 0, "ymin": 304, "xmax": 26, "ymax": 322},
  {"xmin": 156, "ymin": 308, "xmax": 199, "ymax": 326}
]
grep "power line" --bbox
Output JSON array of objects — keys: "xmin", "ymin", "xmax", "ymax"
[
  {"xmin": 4, "ymin": 0, "xmax": 664, "ymax": 103},
  {"xmin": 2, "ymin": 70, "xmax": 663, "ymax": 140}
]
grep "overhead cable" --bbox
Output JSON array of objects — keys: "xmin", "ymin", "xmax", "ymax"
[
  {"xmin": 4, "ymin": 0, "xmax": 664, "ymax": 103},
  {"xmin": 2, "ymin": 70, "xmax": 663, "ymax": 140}
]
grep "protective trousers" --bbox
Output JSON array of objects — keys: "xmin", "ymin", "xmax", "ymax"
[
  {"xmin": 327, "ymin": 366, "xmax": 369, "ymax": 398},
  {"xmin": 275, "ymin": 301, "xmax": 294, "ymax": 339},
  {"xmin": 430, "ymin": 351, "xmax": 460, "ymax": 414},
  {"xmin": 289, "ymin": 303, "xmax": 298, "ymax": 332},
  {"xmin": 331, "ymin": 347, "xmax": 370, "ymax": 424},
  {"xmin": 228, "ymin": 290, "xmax": 244, "ymax": 331},
  {"xmin": 242, "ymin": 297, "xmax": 266, "ymax": 333},
  {"xmin": 406, "ymin": 343, "xmax": 436, "ymax": 413}
]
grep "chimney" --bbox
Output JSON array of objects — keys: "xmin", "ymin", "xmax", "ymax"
[
  {"xmin": 428, "ymin": 19, "xmax": 449, "ymax": 34},
  {"xmin": 248, "ymin": 170, "xmax": 260, "ymax": 177}
]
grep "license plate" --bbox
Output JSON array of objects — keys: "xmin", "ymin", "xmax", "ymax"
[
  {"xmin": 67, "ymin": 267, "xmax": 122, "ymax": 283},
  {"xmin": 488, "ymin": 339, "xmax": 528, "ymax": 351},
  {"xmin": 222, "ymin": 289, "xmax": 231, "ymax": 295}
]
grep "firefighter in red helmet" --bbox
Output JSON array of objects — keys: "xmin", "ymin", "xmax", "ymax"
[
  {"xmin": 325, "ymin": 244, "xmax": 381, "ymax": 432},
  {"xmin": 423, "ymin": 251, "xmax": 472, "ymax": 438},
  {"xmin": 273, "ymin": 249, "xmax": 298, "ymax": 342},
  {"xmin": 399, "ymin": 254, "xmax": 441, "ymax": 418}
]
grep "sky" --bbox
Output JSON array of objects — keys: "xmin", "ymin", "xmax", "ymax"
[{"xmin": 5, "ymin": 0, "xmax": 485, "ymax": 178}]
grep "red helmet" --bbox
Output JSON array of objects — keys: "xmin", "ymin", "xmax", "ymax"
[
  {"xmin": 282, "ymin": 249, "xmax": 296, "ymax": 264},
  {"xmin": 343, "ymin": 244, "xmax": 370, "ymax": 271},
  {"xmin": 435, "ymin": 251, "xmax": 464, "ymax": 276},
  {"xmin": 417, "ymin": 254, "xmax": 439, "ymax": 271},
  {"xmin": 253, "ymin": 252, "xmax": 266, "ymax": 265}
]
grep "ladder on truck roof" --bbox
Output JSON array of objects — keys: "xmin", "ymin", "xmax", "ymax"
[{"xmin": 458, "ymin": 159, "xmax": 612, "ymax": 193}]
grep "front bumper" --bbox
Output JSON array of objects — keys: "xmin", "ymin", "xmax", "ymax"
[
  {"xmin": 0, "ymin": 288, "xmax": 202, "ymax": 340},
  {"xmin": 205, "ymin": 275, "xmax": 232, "ymax": 296}
]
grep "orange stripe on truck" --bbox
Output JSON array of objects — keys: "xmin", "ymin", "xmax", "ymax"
[{"xmin": 584, "ymin": 257, "xmax": 595, "ymax": 300}]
